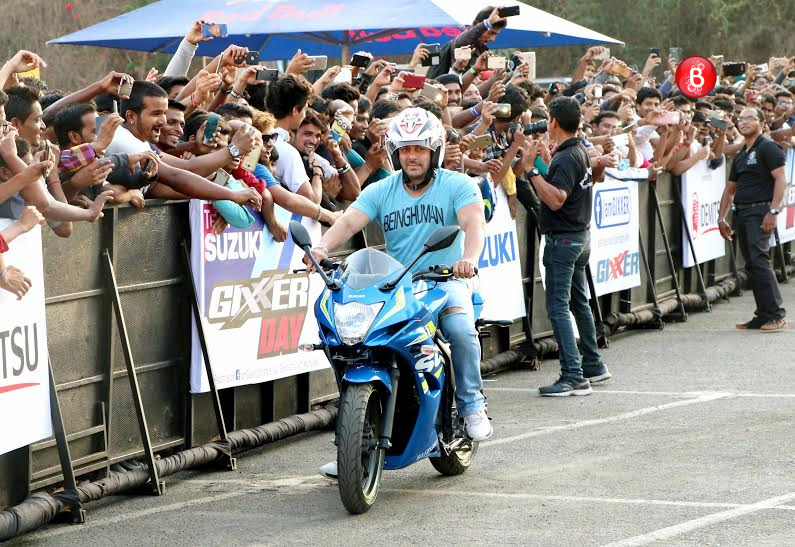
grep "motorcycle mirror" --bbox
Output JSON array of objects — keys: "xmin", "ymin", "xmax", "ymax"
[
  {"xmin": 424, "ymin": 226, "xmax": 460, "ymax": 252},
  {"xmin": 289, "ymin": 221, "xmax": 312, "ymax": 249},
  {"xmin": 380, "ymin": 226, "xmax": 461, "ymax": 292}
]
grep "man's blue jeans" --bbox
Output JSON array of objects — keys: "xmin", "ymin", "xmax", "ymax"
[
  {"xmin": 435, "ymin": 279, "xmax": 485, "ymax": 417},
  {"xmin": 542, "ymin": 230, "xmax": 604, "ymax": 381}
]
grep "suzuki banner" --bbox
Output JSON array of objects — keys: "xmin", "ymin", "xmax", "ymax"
[
  {"xmin": 589, "ymin": 171, "xmax": 642, "ymax": 297},
  {"xmin": 0, "ymin": 222, "xmax": 52, "ymax": 456},
  {"xmin": 681, "ymin": 158, "xmax": 727, "ymax": 267},
  {"xmin": 189, "ymin": 202, "xmax": 329, "ymax": 393},
  {"xmin": 477, "ymin": 183, "xmax": 527, "ymax": 320}
]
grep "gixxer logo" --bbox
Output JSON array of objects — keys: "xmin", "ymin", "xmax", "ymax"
[
  {"xmin": 596, "ymin": 250, "xmax": 640, "ymax": 283},
  {"xmin": 207, "ymin": 272, "xmax": 309, "ymax": 330}
]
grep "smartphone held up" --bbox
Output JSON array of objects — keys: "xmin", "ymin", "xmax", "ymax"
[{"xmin": 201, "ymin": 23, "xmax": 228, "ymax": 39}]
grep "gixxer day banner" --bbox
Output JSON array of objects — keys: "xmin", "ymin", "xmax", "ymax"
[{"xmin": 189, "ymin": 202, "xmax": 328, "ymax": 393}]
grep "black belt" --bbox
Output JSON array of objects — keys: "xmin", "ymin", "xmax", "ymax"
[{"xmin": 735, "ymin": 201, "xmax": 770, "ymax": 210}]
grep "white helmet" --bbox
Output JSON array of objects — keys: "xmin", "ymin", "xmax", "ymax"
[{"xmin": 386, "ymin": 108, "xmax": 446, "ymax": 176}]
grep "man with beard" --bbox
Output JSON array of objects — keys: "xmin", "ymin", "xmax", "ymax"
[
  {"xmin": 104, "ymin": 81, "xmax": 261, "ymax": 208},
  {"xmin": 293, "ymin": 108, "xmax": 359, "ymax": 205},
  {"xmin": 157, "ymin": 100, "xmax": 187, "ymax": 155},
  {"xmin": 718, "ymin": 107, "xmax": 787, "ymax": 331},
  {"xmin": 52, "ymin": 102, "xmax": 155, "ymax": 208},
  {"xmin": 437, "ymin": 74, "xmax": 463, "ymax": 109}
]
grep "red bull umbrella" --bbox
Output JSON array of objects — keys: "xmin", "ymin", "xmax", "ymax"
[{"xmin": 48, "ymin": 0, "xmax": 623, "ymax": 60}]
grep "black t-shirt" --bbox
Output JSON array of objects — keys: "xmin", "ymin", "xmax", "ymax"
[
  {"xmin": 538, "ymin": 137, "xmax": 594, "ymax": 233},
  {"xmin": 729, "ymin": 135, "xmax": 785, "ymax": 204}
]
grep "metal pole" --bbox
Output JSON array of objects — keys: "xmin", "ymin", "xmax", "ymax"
[
  {"xmin": 773, "ymin": 227, "xmax": 789, "ymax": 283},
  {"xmin": 179, "ymin": 241, "xmax": 236, "ymax": 469},
  {"xmin": 650, "ymin": 181, "xmax": 688, "ymax": 321},
  {"xmin": 637, "ymin": 230, "xmax": 664, "ymax": 328},
  {"xmin": 585, "ymin": 264, "xmax": 609, "ymax": 348},
  {"xmin": 103, "ymin": 250, "xmax": 163, "ymax": 495},
  {"xmin": 48, "ymin": 363, "xmax": 85, "ymax": 524}
]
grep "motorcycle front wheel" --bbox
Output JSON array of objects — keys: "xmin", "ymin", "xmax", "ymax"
[{"xmin": 337, "ymin": 382, "xmax": 385, "ymax": 514}]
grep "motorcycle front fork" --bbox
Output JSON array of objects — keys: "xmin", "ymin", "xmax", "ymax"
[
  {"xmin": 377, "ymin": 357, "xmax": 400, "ymax": 450},
  {"xmin": 330, "ymin": 358, "xmax": 400, "ymax": 450}
]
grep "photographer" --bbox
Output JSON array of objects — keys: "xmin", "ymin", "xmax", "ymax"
[
  {"xmin": 474, "ymin": 84, "xmax": 531, "ymax": 218},
  {"xmin": 524, "ymin": 96, "xmax": 611, "ymax": 396}
]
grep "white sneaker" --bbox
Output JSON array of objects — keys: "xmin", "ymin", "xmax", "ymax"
[
  {"xmin": 463, "ymin": 410, "xmax": 493, "ymax": 441},
  {"xmin": 319, "ymin": 461, "xmax": 338, "ymax": 480}
]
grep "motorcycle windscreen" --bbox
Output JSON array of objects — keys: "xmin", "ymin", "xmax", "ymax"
[{"xmin": 340, "ymin": 248, "xmax": 403, "ymax": 290}]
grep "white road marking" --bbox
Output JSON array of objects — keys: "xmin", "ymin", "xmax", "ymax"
[
  {"xmin": 383, "ymin": 487, "xmax": 746, "ymax": 510},
  {"xmin": 604, "ymin": 491, "xmax": 795, "ymax": 546},
  {"xmin": 24, "ymin": 475, "xmax": 322, "ymax": 540},
  {"xmin": 488, "ymin": 387, "xmax": 795, "ymax": 398},
  {"xmin": 481, "ymin": 392, "xmax": 732, "ymax": 448},
  {"xmin": 28, "ymin": 476, "xmax": 795, "ymax": 542}
]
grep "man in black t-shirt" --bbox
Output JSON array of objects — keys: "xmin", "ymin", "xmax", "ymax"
[
  {"xmin": 719, "ymin": 107, "xmax": 787, "ymax": 331},
  {"xmin": 525, "ymin": 96, "xmax": 610, "ymax": 396}
]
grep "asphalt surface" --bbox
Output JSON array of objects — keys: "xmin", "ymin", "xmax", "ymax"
[{"xmin": 13, "ymin": 282, "xmax": 795, "ymax": 546}]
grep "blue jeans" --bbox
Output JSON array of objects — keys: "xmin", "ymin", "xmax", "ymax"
[
  {"xmin": 543, "ymin": 231, "xmax": 604, "ymax": 381},
  {"xmin": 435, "ymin": 279, "xmax": 485, "ymax": 417}
]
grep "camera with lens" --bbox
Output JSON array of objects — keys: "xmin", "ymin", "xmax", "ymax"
[{"xmin": 509, "ymin": 120, "xmax": 548, "ymax": 135}]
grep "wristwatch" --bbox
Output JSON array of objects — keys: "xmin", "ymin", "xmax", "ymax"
[
  {"xmin": 769, "ymin": 207, "xmax": 780, "ymax": 215},
  {"xmin": 227, "ymin": 143, "xmax": 241, "ymax": 159},
  {"xmin": 529, "ymin": 168, "xmax": 540, "ymax": 178}
]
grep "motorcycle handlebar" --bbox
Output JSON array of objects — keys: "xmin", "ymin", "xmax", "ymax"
[
  {"xmin": 319, "ymin": 258, "xmax": 340, "ymax": 270},
  {"xmin": 293, "ymin": 259, "xmax": 340, "ymax": 275},
  {"xmin": 412, "ymin": 264, "xmax": 479, "ymax": 282}
]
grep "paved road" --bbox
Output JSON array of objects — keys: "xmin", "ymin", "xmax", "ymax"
[{"xmin": 14, "ymin": 283, "xmax": 795, "ymax": 546}]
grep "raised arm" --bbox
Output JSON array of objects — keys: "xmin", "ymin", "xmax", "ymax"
[{"xmin": 42, "ymin": 72, "xmax": 133, "ymax": 126}]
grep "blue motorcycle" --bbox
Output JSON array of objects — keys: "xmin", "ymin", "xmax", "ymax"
[{"xmin": 290, "ymin": 221, "xmax": 505, "ymax": 514}]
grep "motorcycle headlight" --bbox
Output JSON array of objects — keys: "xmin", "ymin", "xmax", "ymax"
[{"xmin": 333, "ymin": 301, "xmax": 384, "ymax": 345}]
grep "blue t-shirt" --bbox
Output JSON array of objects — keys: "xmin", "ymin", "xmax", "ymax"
[
  {"xmin": 351, "ymin": 169, "xmax": 482, "ymax": 274},
  {"xmin": 253, "ymin": 163, "xmax": 279, "ymax": 188}
]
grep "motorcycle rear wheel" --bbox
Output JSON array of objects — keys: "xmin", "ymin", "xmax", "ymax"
[{"xmin": 337, "ymin": 383, "xmax": 385, "ymax": 514}]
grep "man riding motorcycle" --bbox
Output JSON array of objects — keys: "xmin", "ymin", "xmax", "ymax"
[{"xmin": 307, "ymin": 108, "xmax": 492, "ymax": 477}]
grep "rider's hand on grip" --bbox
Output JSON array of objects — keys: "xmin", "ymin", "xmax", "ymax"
[{"xmin": 452, "ymin": 259, "xmax": 477, "ymax": 279}]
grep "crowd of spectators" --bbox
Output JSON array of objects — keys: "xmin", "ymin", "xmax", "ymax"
[{"xmin": 2, "ymin": 7, "xmax": 794, "ymax": 300}]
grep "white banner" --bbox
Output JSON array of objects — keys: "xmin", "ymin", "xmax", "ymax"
[
  {"xmin": 771, "ymin": 148, "xmax": 795, "ymax": 246},
  {"xmin": 0, "ymin": 223, "xmax": 52, "ymax": 455},
  {"xmin": 477, "ymin": 182, "xmax": 526, "ymax": 320},
  {"xmin": 681, "ymin": 158, "xmax": 727, "ymax": 267},
  {"xmin": 589, "ymin": 172, "xmax": 641, "ymax": 296},
  {"xmin": 189, "ymin": 202, "xmax": 329, "ymax": 393}
]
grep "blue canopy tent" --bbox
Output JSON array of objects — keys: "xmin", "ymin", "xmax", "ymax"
[{"xmin": 48, "ymin": 0, "xmax": 623, "ymax": 61}]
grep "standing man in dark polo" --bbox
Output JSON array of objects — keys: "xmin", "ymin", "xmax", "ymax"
[
  {"xmin": 718, "ymin": 107, "xmax": 787, "ymax": 331},
  {"xmin": 524, "ymin": 96, "xmax": 611, "ymax": 396}
]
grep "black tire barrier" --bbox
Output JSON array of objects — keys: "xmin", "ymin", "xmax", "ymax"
[{"xmin": 0, "ymin": 406, "xmax": 338, "ymax": 542}]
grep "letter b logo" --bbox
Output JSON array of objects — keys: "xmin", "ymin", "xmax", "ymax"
[
  {"xmin": 676, "ymin": 56, "xmax": 717, "ymax": 99},
  {"xmin": 689, "ymin": 65, "xmax": 704, "ymax": 89}
]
